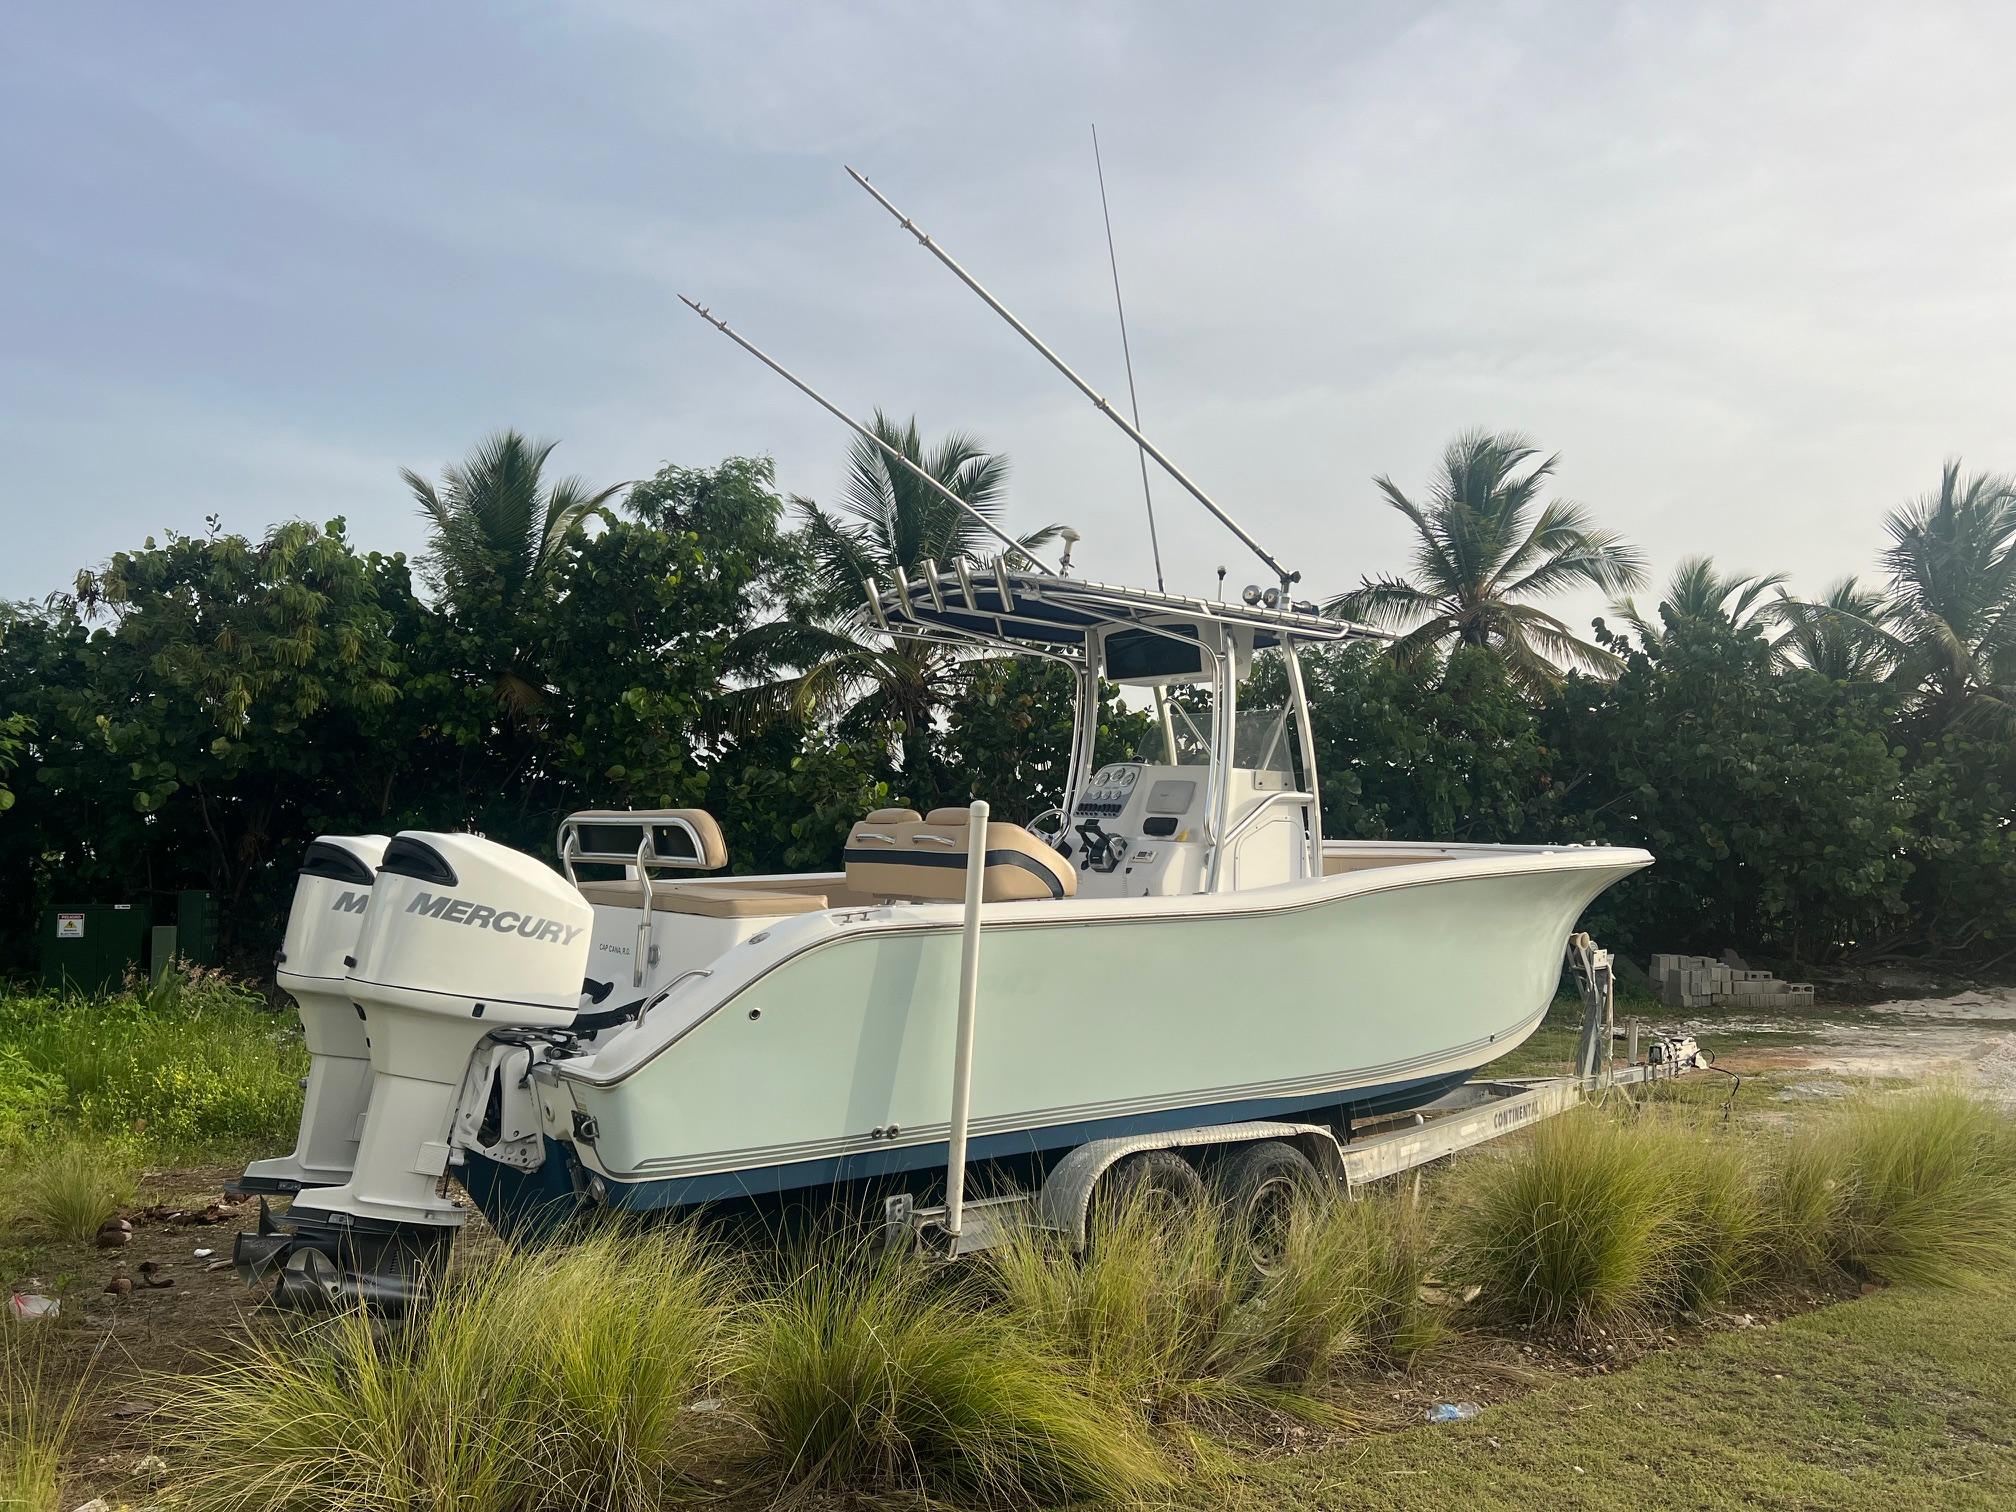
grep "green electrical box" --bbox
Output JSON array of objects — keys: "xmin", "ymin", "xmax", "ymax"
[
  {"xmin": 175, "ymin": 889, "xmax": 218, "ymax": 966},
  {"xmin": 38, "ymin": 902, "xmax": 153, "ymax": 994}
]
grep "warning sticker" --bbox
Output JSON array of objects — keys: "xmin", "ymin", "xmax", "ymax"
[{"xmin": 56, "ymin": 913, "xmax": 85, "ymax": 939}]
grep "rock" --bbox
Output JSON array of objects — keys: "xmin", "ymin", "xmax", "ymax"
[
  {"xmin": 1721, "ymin": 947, "xmax": 1750, "ymax": 971},
  {"xmin": 95, "ymin": 1228, "xmax": 132, "ymax": 1250},
  {"xmin": 103, "ymin": 1276, "xmax": 133, "ymax": 1296},
  {"xmin": 70, "ymin": 1498, "xmax": 115, "ymax": 1512}
]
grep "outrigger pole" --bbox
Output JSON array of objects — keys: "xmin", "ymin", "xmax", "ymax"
[
  {"xmin": 845, "ymin": 166, "xmax": 1299, "ymax": 595},
  {"xmin": 677, "ymin": 295, "xmax": 1062, "ymax": 577}
]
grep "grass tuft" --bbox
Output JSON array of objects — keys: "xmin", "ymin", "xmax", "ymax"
[
  {"xmin": 1772, "ymin": 1087, "xmax": 2016, "ymax": 1287},
  {"xmin": 1663, "ymin": 1123, "xmax": 1768, "ymax": 1309},
  {"xmin": 738, "ymin": 1238, "xmax": 1164, "ymax": 1504},
  {"xmin": 164, "ymin": 1225, "xmax": 732, "ymax": 1512},
  {"xmin": 14, "ymin": 1138, "xmax": 137, "ymax": 1244},
  {"xmin": 0, "ymin": 1326, "xmax": 87, "ymax": 1512},
  {"xmin": 1259, "ymin": 1191, "xmax": 1445, "ymax": 1373},
  {"xmin": 1445, "ymin": 1111, "xmax": 1687, "ymax": 1334}
]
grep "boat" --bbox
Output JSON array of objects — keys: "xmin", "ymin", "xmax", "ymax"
[
  {"xmin": 232, "ymin": 171, "xmax": 1652, "ymax": 1308},
  {"xmin": 234, "ymin": 565, "xmax": 1648, "ymax": 1306}
]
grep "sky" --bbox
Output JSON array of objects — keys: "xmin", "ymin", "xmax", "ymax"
[{"xmin": 4, "ymin": 1, "xmax": 2013, "ymax": 634}]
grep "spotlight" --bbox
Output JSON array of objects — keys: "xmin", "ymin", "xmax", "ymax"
[{"xmin": 1241, "ymin": 584, "xmax": 1263, "ymax": 606}]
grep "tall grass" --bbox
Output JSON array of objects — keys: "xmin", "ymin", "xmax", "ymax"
[
  {"xmin": 1664, "ymin": 1124, "xmax": 1768, "ymax": 1309},
  {"xmin": 1446, "ymin": 1111, "xmax": 1692, "ymax": 1334},
  {"xmin": 1258, "ymin": 1191, "xmax": 1445, "ymax": 1373},
  {"xmin": 984, "ymin": 1200, "xmax": 1256, "ymax": 1418},
  {"xmin": 736, "ymin": 1239, "xmax": 1164, "ymax": 1504},
  {"xmin": 1451, "ymin": 1092, "xmax": 2016, "ymax": 1335},
  {"xmin": 0, "ymin": 968, "xmax": 307, "ymax": 1159},
  {"xmin": 1, "ymin": 1328, "xmax": 87, "ymax": 1512},
  {"xmin": 1768, "ymin": 1087, "xmax": 2016, "ymax": 1287},
  {"xmin": 164, "ymin": 1226, "xmax": 732, "ymax": 1512},
  {"xmin": 983, "ymin": 1188, "xmax": 1442, "ymax": 1424},
  {"xmin": 12, "ymin": 1138, "xmax": 138, "ymax": 1244}
]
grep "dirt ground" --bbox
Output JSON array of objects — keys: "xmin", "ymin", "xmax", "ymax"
[{"xmin": 1678, "ymin": 983, "xmax": 2016, "ymax": 1104}]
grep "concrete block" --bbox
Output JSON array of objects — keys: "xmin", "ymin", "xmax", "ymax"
[
  {"xmin": 1650, "ymin": 953, "xmax": 1681, "ymax": 982},
  {"xmin": 1661, "ymin": 973, "xmax": 1692, "ymax": 1008}
]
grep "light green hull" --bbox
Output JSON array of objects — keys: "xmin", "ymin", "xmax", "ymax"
[{"xmin": 552, "ymin": 848, "xmax": 1648, "ymax": 1199}]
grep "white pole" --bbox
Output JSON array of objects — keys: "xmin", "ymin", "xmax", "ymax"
[{"xmin": 944, "ymin": 799, "xmax": 989, "ymax": 1244}]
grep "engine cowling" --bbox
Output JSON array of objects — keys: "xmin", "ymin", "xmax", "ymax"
[
  {"xmin": 289, "ymin": 832, "xmax": 591, "ymax": 1234},
  {"xmin": 238, "ymin": 835, "xmax": 389, "ymax": 1193}
]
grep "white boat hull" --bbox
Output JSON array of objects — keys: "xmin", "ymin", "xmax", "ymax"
[{"xmin": 516, "ymin": 846, "xmax": 1647, "ymax": 1215}]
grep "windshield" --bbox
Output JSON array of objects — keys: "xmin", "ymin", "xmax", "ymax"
[{"xmin": 1131, "ymin": 705, "xmax": 1292, "ymax": 773}]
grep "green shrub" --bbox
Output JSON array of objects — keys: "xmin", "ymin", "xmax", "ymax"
[
  {"xmin": 1445, "ymin": 1111, "xmax": 1687, "ymax": 1334},
  {"xmin": 0, "ymin": 970, "xmax": 306, "ymax": 1159},
  {"xmin": 0, "ymin": 1047, "xmax": 64, "ymax": 1152},
  {"xmin": 737, "ymin": 1241, "xmax": 1163, "ymax": 1504},
  {"xmin": 164, "ymin": 1226, "xmax": 732, "ymax": 1512}
]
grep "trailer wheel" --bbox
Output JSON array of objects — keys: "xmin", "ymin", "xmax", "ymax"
[
  {"xmin": 1093, "ymin": 1149, "xmax": 1205, "ymax": 1224},
  {"xmin": 1212, "ymin": 1140, "xmax": 1317, "ymax": 1272}
]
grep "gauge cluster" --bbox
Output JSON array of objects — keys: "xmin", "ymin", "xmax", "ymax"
[{"xmin": 1072, "ymin": 762, "xmax": 1141, "ymax": 818}]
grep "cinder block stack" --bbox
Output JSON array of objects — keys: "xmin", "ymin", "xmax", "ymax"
[{"xmin": 1647, "ymin": 954, "xmax": 1816, "ymax": 1010}]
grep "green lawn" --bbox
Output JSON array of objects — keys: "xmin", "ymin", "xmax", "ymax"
[{"xmin": 1197, "ymin": 1282, "xmax": 2016, "ymax": 1511}]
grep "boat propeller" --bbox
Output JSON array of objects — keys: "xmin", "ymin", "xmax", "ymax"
[{"xmin": 231, "ymin": 1197, "xmax": 446, "ymax": 1316}]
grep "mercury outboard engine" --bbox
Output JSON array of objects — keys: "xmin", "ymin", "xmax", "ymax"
[
  {"xmin": 235, "ymin": 830, "xmax": 591, "ymax": 1311},
  {"xmin": 236, "ymin": 835, "xmax": 390, "ymax": 1195}
]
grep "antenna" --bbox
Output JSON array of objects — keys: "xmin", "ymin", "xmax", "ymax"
[
  {"xmin": 1091, "ymin": 124, "xmax": 1164, "ymax": 593},
  {"xmin": 677, "ymin": 295, "xmax": 1060, "ymax": 577},
  {"xmin": 844, "ymin": 165, "xmax": 1298, "ymax": 594}
]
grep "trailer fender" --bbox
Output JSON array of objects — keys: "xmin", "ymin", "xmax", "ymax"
[{"xmin": 1035, "ymin": 1118, "xmax": 1343, "ymax": 1249}]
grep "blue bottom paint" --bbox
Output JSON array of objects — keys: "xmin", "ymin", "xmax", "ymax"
[
  {"xmin": 458, "ymin": 1136, "xmax": 580, "ymax": 1240},
  {"xmin": 460, "ymin": 1065, "xmax": 1477, "ymax": 1229}
]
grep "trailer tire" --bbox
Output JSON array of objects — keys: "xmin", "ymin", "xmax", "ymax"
[
  {"xmin": 1212, "ymin": 1140, "xmax": 1317, "ymax": 1272},
  {"xmin": 1093, "ymin": 1149, "xmax": 1205, "ymax": 1223}
]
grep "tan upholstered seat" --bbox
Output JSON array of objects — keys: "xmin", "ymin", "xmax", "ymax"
[
  {"xmin": 844, "ymin": 806, "xmax": 1076, "ymax": 903},
  {"xmin": 565, "ymin": 809, "xmax": 728, "ymax": 871},
  {"xmin": 576, "ymin": 880, "xmax": 828, "ymax": 918}
]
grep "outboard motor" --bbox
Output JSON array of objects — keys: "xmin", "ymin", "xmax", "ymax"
[
  {"xmin": 236, "ymin": 835, "xmax": 389, "ymax": 1195},
  {"xmin": 236, "ymin": 831, "xmax": 591, "ymax": 1311}
]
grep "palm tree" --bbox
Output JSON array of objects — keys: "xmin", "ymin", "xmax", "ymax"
[
  {"xmin": 1608, "ymin": 555, "xmax": 1789, "ymax": 648},
  {"xmin": 1878, "ymin": 460, "xmax": 2016, "ymax": 733},
  {"xmin": 732, "ymin": 412, "xmax": 1059, "ymax": 795},
  {"xmin": 404, "ymin": 429, "xmax": 625, "ymax": 717},
  {"xmin": 1770, "ymin": 577, "xmax": 1899, "ymax": 683},
  {"xmin": 1325, "ymin": 430, "xmax": 1646, "ymax": 691}
]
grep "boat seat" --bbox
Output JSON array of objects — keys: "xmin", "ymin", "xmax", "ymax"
[
  {"xmin": 844, "ymin": 806, "xmax": 1077, "ymax": 903},
  {"xmin": 576, "ymin": 880, "xmax": 829, "ymax": 918}
]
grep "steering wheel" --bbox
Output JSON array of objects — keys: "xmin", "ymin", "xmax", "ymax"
[{"xmin": 1027, "ymin": 806, "xmax": 1069, "ymax": 849}]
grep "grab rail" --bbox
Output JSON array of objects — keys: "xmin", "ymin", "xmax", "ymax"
[{"xmin": 1220, "ymin": 790, "xmax": 1315, "ymax": 851}]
